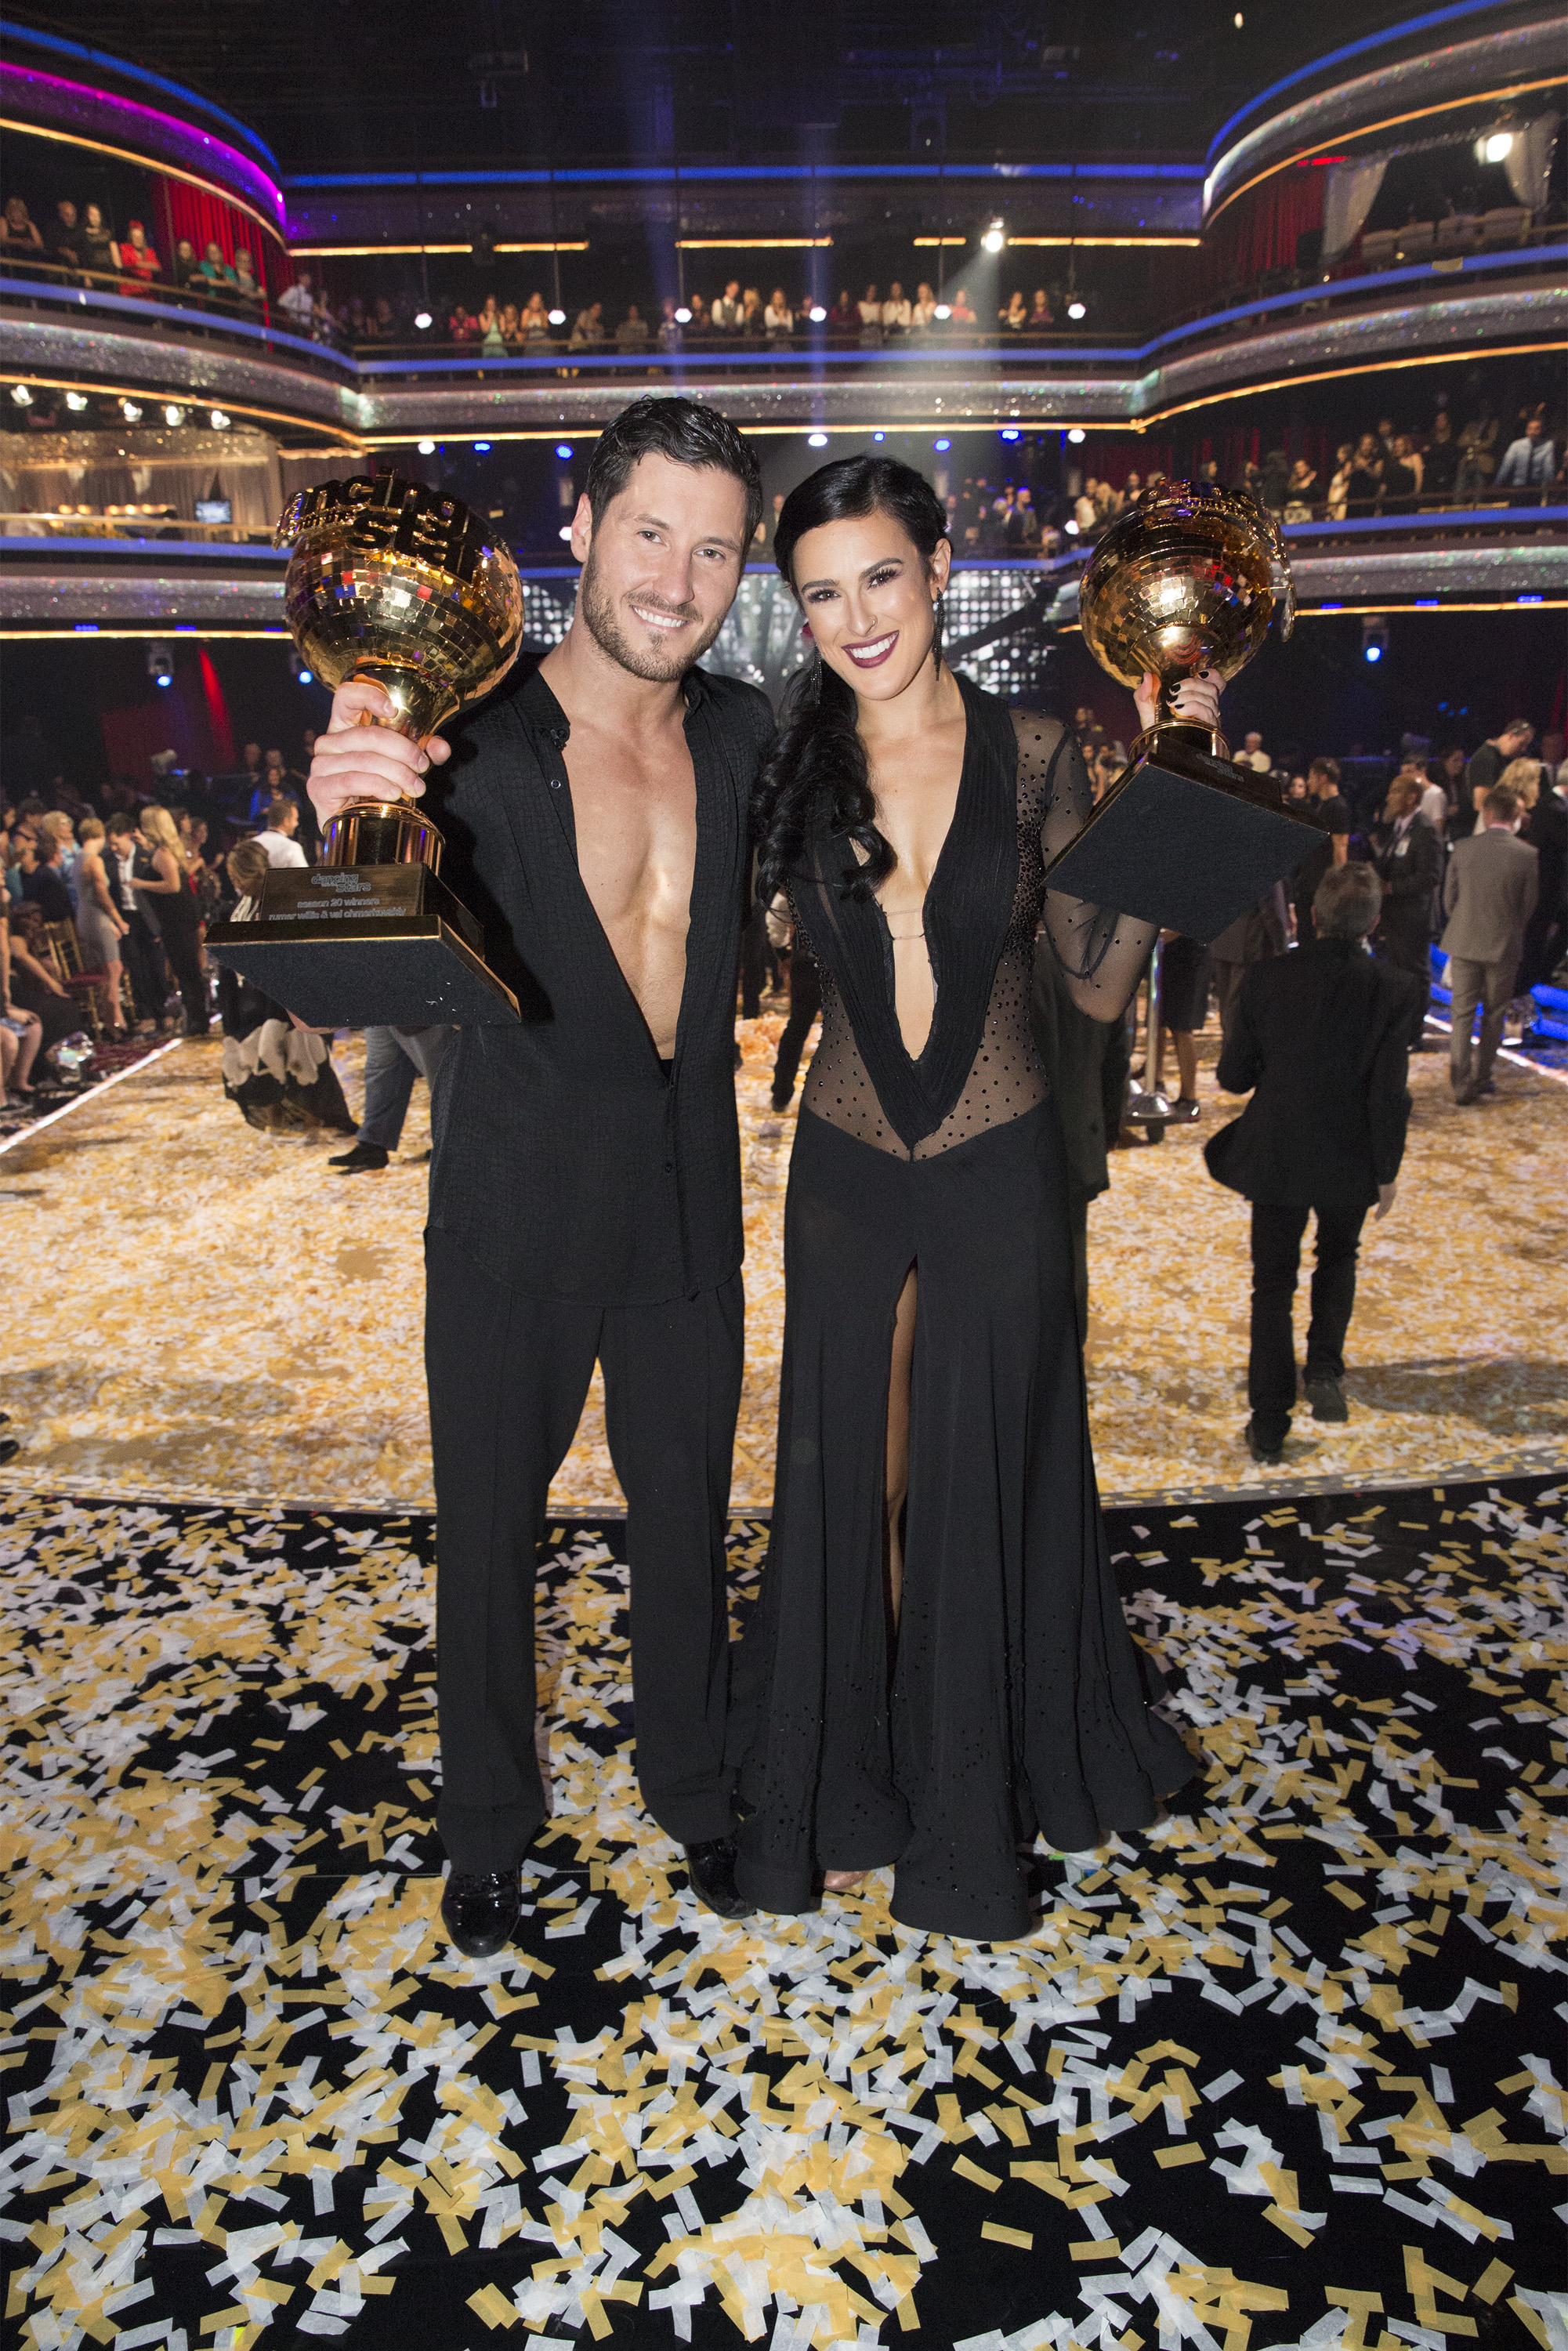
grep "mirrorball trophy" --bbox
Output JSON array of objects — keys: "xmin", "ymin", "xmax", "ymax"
[
  {"xmin": 205, "ymin": 474, "xmax": 525, "ymax": 1026},
  {"xmin": 1044, "ymin": 481, "xmax": 1318, "ymax": 942}
]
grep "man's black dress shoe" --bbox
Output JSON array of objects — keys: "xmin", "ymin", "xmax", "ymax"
[
  {"xmin": 684, "ymin": 1837, "xmax": 751, "ymax": 1922},
  {"xmin": 329, "ymin": 1140, "xmax": 389, "ymax": 1173},
  {"xmin": 440, "ymin": 1867, "xmax": 523, "ymax": 1958},
  {"xmin": 1244, "ymin": 1417, "xmax": 1285, "ymax": 1466},
  {"xmin": 0, "ymin": 1436, "xmax": 17, "ymax": 1466},
  {"xmin": 1304, "ymin": 1372, "xmax": 1349, "ymax": 1423}
]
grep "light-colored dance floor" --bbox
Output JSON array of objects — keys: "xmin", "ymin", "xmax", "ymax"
[{"xmin": 2, "ymin": 1013, "xmax": 1564, "ymax": 1515}]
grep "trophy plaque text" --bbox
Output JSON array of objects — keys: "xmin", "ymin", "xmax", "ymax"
[{"xmin": 1045, "ymin": 482, "xmax": 1319, "ymax": 941}]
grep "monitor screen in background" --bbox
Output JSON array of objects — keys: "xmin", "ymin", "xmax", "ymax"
[{"xmin": 194, "ymin": 499, "xmax": 232, "ymax": 525}]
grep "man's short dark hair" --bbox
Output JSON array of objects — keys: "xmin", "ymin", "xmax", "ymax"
[
  {"xmin": 1308, "ymin": 757, "xmax": 1341, "ymax": 785},
  {"xmin": 266, "ymin": 796, "xmax": 297, "ymax": 829},
  {"xmin": 1501, "ymin": 718, "xmax": 1532, "ymax": 738},
  {"xmin": 107, "ymin": 810, "xmax": 136, "ymax": 835},
  {"xmin": 585, "ymin": 397, "xmax": 763, "ymax": 550},
  {"xmin": 1313, "ymin": 862, "xmax": 1382, "ymax": 940},
  {"xmin": 1484, "ymin": 783, "xmax": 1519, "ymax": 824}
]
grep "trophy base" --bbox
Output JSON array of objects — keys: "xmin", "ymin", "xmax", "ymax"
[
  {"xmin": 1044, "ymin": 739, "xmax": 1320, "ymax": 941},
  {"xmin": 205, "ymin": 864, "xmax": 520, "ymax": 1027}
]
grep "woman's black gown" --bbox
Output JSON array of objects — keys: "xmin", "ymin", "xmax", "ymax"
[{"xmin": 732, "ymin": 676, "xmax": 1194, "ymax": 1941}]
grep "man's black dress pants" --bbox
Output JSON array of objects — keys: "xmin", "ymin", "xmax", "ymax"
[
  {"xmin": 425, "ymin": 1227, "xmax": 744, "ymax": 1873},
  {"xmin": 1248, "ymin": 1201, "xmax": 1368, "ymax": 1444}
]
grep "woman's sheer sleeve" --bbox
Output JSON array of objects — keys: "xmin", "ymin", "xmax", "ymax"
[{"xmin": 1017, "ymin": 712, "xmax": 1158, "ymax": 1020}]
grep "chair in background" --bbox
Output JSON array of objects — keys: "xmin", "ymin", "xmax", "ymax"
[
  {"xmin": 41, "ymin": 922, "xmax": 108, "ymax": 1041},
  {"xmin": 1359, "ymin": 229, "xmax": 1399, "ymax": 270}
]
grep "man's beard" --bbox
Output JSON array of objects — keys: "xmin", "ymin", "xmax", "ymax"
[{"xmin": 577, "ymin": 545, "xmax": 726, "ymax": 683}]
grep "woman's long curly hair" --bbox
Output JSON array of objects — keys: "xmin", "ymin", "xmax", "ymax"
[{"xmin": 754, "ymin": 455, "xmax": 950, "ymax": 906}]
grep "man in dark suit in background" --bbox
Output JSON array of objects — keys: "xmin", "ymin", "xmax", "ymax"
[
  {"xmin": 1439, "ymin": 781, "xmax": 1539, "ymax": 1103},
  {"xmin": 1204, "ymin": 864, "xmax": 1420, "ymax": 1466},
  {"xmin": 1291, "ymin": 757, "xmax": 1351, "ymax": 942},
  {"xmin": 1371, "ymin": 773, "xmax": 1443, "ymax": 1049},
  {"xmin": 1207, "ymin": 882, "xmax": 1287, "ymax": 1049}
]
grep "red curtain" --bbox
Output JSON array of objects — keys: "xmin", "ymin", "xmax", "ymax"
[
  {"xmin": 1203, "ymin": 170, "xmax": 1326, "ymax": 293},
  {"xmin": 161, "ymin": 179, "xmax": 292, "ymax": 299}
]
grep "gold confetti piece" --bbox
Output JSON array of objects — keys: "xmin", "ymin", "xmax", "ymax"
[
  {"xmin": 1474, "ymin": 2260, "xmax": 1515, "ymax": 2304},
  {"xmin": 952, "ymin": 2156, "xmax": 1002, "ymax": 2193},
  {"xmin": 1262, "ymin": 2204, "xmax": 1314, "ymax": 2248},
  {"xmin": 1155, "ymin": 2146, "xmax": 1207, "ymax": 2168},
  {"xmin": 1070, "ymin": 2241, "xmax": 1121, "ymax": 2262},
  {"xmin": 980, "ymin": 2222, "xmax": 1034, "ymax": 2250}
]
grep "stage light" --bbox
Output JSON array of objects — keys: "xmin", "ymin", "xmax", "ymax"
[
  {"xmin": 1233, "ymin": 9, "xmax": 1243, "ymax": 23},
  {"xmin": 473, "ymin": 440, "xmax": 491, "ymax": 451},
  {"xmin": 807, "ymin": 432, "xmax": 829, "ymax": 447},
  {"xmin": 933, "ymin": 302, "xmax": 951, "ymax": 320},
  {"xmin": 210, "ymin": 409, "xmax": 230, "ymax": 429},
  {"xmin": 558, "ymin": 523, "xmax": 574, "ymax": 541},
  {"xmin": 555, "ymin": 442, "xmax": 574, "ymax": 458},
  {"xmin": 809, "ymin": 305, "xmax": 827, "ymax": 323},
  {"xmin": 933, "ymin": 437, "xmax": 951, "ymax": 451},
  {"xmin": 121, "ymin": 399, "xmax": 142, "ymax": 421},
  {"xmin": 65, "ymin": 391, "xmax": 89, "ymax": 412},
  {"xmin": 1000, "ymin": 427, "xmax": 1020, "ymax": 441},
  {"xmin": 675, "ymin": 306, "xmax": 692, "ymax": 324},
  {"xmin": 1066, "ymin": 427, "xmax": 1085, "ymax": 444},
  {"xmin": 1362, "ymin": 618, "xmax": 1389, "ymax": 664},
  {"xmin": 147, "ymin": 641, "xmax": 174, "ymax": 687},
  {"xmin": 164, "ymin": 404, "xmax": 184, "ymax": 426},
  {"xmin": 1066, "ymin": 299, "xmax": 1087, "ymax": 321},
  {"xmin": 981, "ymin": 219, "xmax": 1005, "ymax": 255},
  {"xmin": 1064, "ymin": 518, "xmax": 1080, "ymax": 534},
  {"xmin": 414, "ymin": 310, "xmax": 433, "ymax": 330},
  {"xmin": 418, "ymin": 437, "xmax": 436, "ymax": 455},
  {"xmin": 10, "ymin": 384, "xmax": 31, "ymax": 405},
  {"xmin": 873, "ymin": 431, "xmax": 885, "ymax": 443},
  {"xmin": 1479, "ymin": 130, "xmax": 1514, "ymax": 164},
  {"xmin": 549, "ymin": 308, "xmax": 566, "ymax": 324}
]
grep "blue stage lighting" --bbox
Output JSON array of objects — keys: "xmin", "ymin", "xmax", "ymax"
[
  {"xmin": 473, "ymin": 440, "xmax": 491, "ymax": 452},
  {"xmin": 933, "ymin": 437, "xmax": 951, "ymax": 451},
  {"xmin": 1000, "ymin": 428, "xmax": 1020, "ymax": 441},
  {"xmin": 555, "ymin": 443, "xmax": 574, "ymax": 458},
  {"xmin": 807, "ymin": 432, "xmax": 829, "ymax": 447}
]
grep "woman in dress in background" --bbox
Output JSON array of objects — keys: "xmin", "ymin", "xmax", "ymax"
[
  {"xmin": 730, "ymin": 455, "xmax": 1209, "ymax": 1941},
  {"xmin": 129, "ymin": 806, "xmax": 208, "ymax": 1036},
  {"xmin": 72, "ymin": 819, "xmax": 129, "ymax": 1038}
]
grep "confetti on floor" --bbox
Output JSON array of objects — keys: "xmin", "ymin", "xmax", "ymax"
[
  {"xmin": 1, "ymin": 1476, "xmax": 1564, "ymax": 2348},
  {"xmin": 0, "ymin": 1015, "xmax": 1563, "ymax": 1517}
]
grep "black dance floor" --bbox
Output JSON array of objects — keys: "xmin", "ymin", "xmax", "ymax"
[{"xmin": 1, "ymin": 1477, "xmax": 1563, "ymax": 2349}]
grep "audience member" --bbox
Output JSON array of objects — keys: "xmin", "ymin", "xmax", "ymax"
[
  {"xmin": 118, "ymin": 220, "xmax": 160, "ymax": 289},
  {"xmin": 329, "ymin": 1024, "xmax": 451, "ymax": 1171},
  {"xmin": 1506, "ymin": 757, "xmax": 1568, "ymax": 994},
  {"xmin": 1462, "ymin": 718, "xmax": 1534, "ymax": 837},
  {"xmin": 1205, "ymin": 862, "xmax": 1418, "ymax": 1465},
  {"xmin": 1150, "ymin": 933, "xmax": 1211, "ymax": 1121},
  {"xmin": 1235, "ymin": 731, "xmax": 1270, "ymax": 773},
  {"xmin": 1208, "ymin": 883, "xmax": 1288, "ymax": 1049},
  {"xmin": 1291, "ymin": 758, "xmax": 1351, "ymax": 940},
  {"xmin": 129, "ymin": 806, "xmax": 208, "ymax": 1037},
  {"xmin": 104, "ymin": 810, "xmax": 162, "ymax": 1029},
  {"xmin": 1370, "ymin": 773, "xmax": 1443, "ymax": 1046},
  {"xmin": 72, "ymin": 817, "xmax": 129, "ymax": 1035},
  {"xmin": 1439, "ymin": 783, "xmax": 1538, "ymax": 1103},
  {"xmin": 1494, "ymin": 413, "xmax": 1557, "ymax": 499},
  {"xmin": 80, "ymin": 205, "xmax": 118, "ymax": 276},
  {"xmin": 2, "ymin": 196, "xmax": 44, "ymax": 255}
]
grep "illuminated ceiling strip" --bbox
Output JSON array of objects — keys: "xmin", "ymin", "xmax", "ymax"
[
  {"xmin": 912, "ymin": 237, "xmax": 971, "ymax": 247},
  {"xmin": 675, "ymin": 237, "xmax": 835, "ymax": 249},
  {"xmin": 1208, "ymin": 76, "xmax": 1566, "ymax": 224},
  {"xmin": 1003, "ymin": 236, "xmax": 1202, "ymax": 248},
  {"xmin": 1, "ymin": 375, "xmax": 365, "ymax": 446},
  {"xmin": 358, "ymin": 419, "xmax": 1142, "ymax": 448},
  {"xmin": 1056, "ymin": 600, "xmax": 1567, "ymax": 632},
  {"xmin": 289, "ymin": 241, "xmax": 589, "ymax": 257},
  {"xmin": 1, "ymin": 626, "xmax": 294, "ymax": 639},
  {"xmin": 1137, "ymin": 339, "xmax": 1566, "ymax": 428},
  {"xmin": 0, "ymin": 114, "xmax": 284, "ymax": 248}
]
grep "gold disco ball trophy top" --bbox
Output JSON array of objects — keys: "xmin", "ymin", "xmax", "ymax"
[
  {"xmin": 1044, "ymin": 480, "xmax": 1319, "ymax": 942},
  {"xmin": 205, "ymin": 473, "xmax": 525, "ymax": 1027}
]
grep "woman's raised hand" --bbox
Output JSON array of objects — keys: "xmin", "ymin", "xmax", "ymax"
[
  {"xmin": 306, "ymin": 679, "xmax": 451, "ymax": 831},
  {"xmin": 1133, "ymin": 668, "xmax": 1222, "ymax": 740}
]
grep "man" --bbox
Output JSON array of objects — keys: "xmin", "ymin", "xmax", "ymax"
[
  {"xmin": 1235, "ymin": 730, "xmax": 1270, "ymax": 773},
  {"xmin": 1370, "ymin": 773, "xmax": 1443, "ymax": 1048},
  {"xmin": 1208, "ymin": 883, "xmax": 1287, "ymax": 1050},
  {"xmin": 277, "ymin": 267, "xmax": 315, "ymax": 332},
  {"xmin": 1291, "ymin": 757, "xmax": 1351, "ymax": 940},
  {"xmin": 1439, "ymin": 782, "xmax": 1538, "ymax": 1103},
  {"xmin": 254, "ymin": 797, "xmax": 307, "ymax": 868},
  {"xmin": 22, "ymin": 828, "xmax": 74, "ymax": 926},
  {"xmin": 331, "ymin": 1026, "xmax": 450, "ymax": 1174},
  {"xmin": 1205, "ymin": 864, "xmax": 1420, "ymax": 1465},
  {"xmin": 1461, "ymin": 717, "xmax": 1532, "ymax": 840},
  {"xmin": 615, "ymin": 303, "xmax": 650, "ymax": 352},
  {"xmin": 45, "ymin": 198, "xmax": 80, "ymax": 270},
  {"xmin": 307, "ymin": 397, "xmax": 770, "ymax": 1956},
  {"xmin": 710, "ymin": 281, "xmax": 743, "ymax": 333},
  {"xmin": 105, "ymin": 810, "xmax": 163, "ymax": 1027},
  {"xmin": 1494, "ymin": 415, "xmax": 1558, "ymax": 502}
]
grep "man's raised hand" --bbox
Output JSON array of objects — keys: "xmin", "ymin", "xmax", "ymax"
[{"xmin": 306, "ymin": 679, "xmax": 451, "ymax": 831}]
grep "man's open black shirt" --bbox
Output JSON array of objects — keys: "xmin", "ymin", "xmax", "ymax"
[{"xmin": 425, "ymin": 660, "xmax": 773, "ymax": 1303}]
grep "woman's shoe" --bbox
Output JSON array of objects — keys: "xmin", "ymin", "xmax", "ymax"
[{"xmin": 823, "ymin": 1870, "xmax": 868, "ymax": 1893}]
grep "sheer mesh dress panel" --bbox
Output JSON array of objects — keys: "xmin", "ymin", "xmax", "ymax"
[{"xmin": 788, "ymin": 690, "xmax": 1155, "ymax": 1161}]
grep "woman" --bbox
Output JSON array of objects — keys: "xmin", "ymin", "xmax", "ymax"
[
  {"xmin": 1382, "ymin": 433, "xmax": 1422, "ymax": 516},
  {"xmin": 1345, "ymin": 433, "xmax": 1383, "ymax": 513},
  {"xmin": 219, "ymin": 842, "xmax": 355, "ymax": 1135},
  {"xmin": 198, "ymin": 239, "xmax": 237, "ymax": 294},
  {"xmin": 1000, "ymin": 290, "xmax": 1028, "ymax": 331},
  {"xmin": 448, "ymin": 300, "xmax": 477, "ymax": 343},
  {"xmin": 3, "ymin": 197, "xmax": 44, "ymax": 255},
  {"xmin": 499, "ymin": 299, "xmax": 522, "ymax": 346},
  {"xmin": 1026, "ymin": 288, "xmax": 1053, "ymax": 330},
  {"xmin": 1283, "ymin": 458, "xmax": 1317, "ymax": 523},
  {"xmin": 741, "ymin": 287, "xmax": 765, "ymax": 339},
  {"xmin": 521, "ymin": 292, "xmax": 552, "ymax": 350},
  {"xmin": 1325, "ymin": 441, "xmax": 1355, "ymax": 520},
  {"xmin": 232, "ymin": 249, "xmax": 263, "ymax": 308},
  {"xmin": 80, "ymin": 204, "xmax": 118, "ymax": 277},
  {"xmin": 72, "ymin": 818, "xmax": 129, "ymax": 1036},
  {"xmin": 764, "ymin": 287, "xmax": 795, "ymax": 346},
  {"xmin": 129, "ymin": 805, "xmax": 208, "ymax": 1036},
  {"xmin": 827, "ymin": 288, "xmax": 856, "ymax": 342},
  {"xmin": 477, "ymin": 295, "xmax": 505, "ymax": 354},
  {"xmin": 731, "ymin": 456, "xmax": 1202, "ymax": 1941}
]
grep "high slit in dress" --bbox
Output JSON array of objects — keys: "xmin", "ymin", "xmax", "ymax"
[{"xmin": 731, "ymin": 674, "xmax": 1195, "ymax": 1942}]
